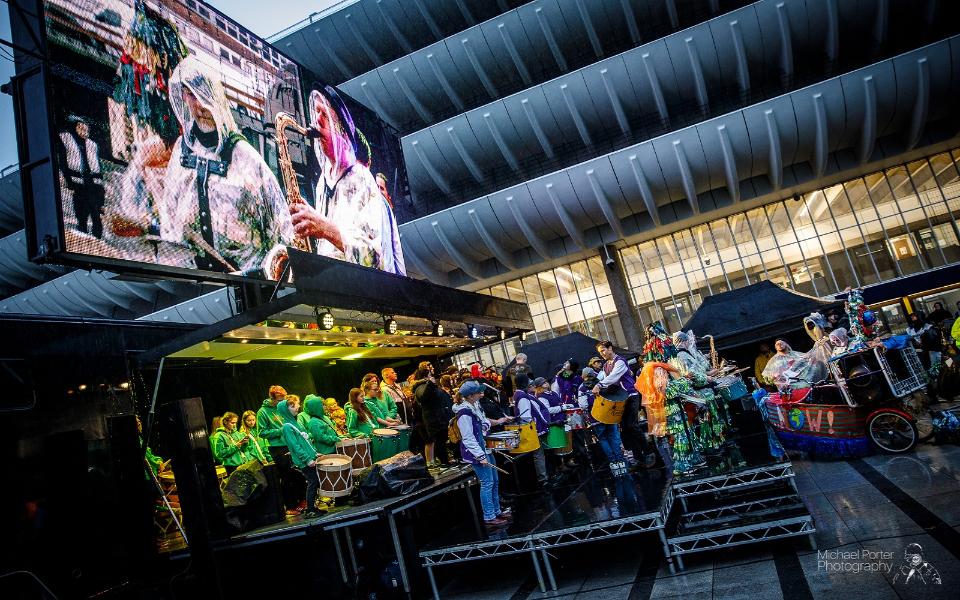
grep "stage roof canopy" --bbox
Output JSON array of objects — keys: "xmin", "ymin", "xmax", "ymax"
[
  {"xmin": 139, "ymin": 250, "xmax": 534, "ymax": 364},
  {"xmin": 682, "ymin": 281, "xmax": 842, "ymax": 351}
]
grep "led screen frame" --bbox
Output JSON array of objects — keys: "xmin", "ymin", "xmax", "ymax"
[{"xmin": 9, "ymin": 0, "xmax": 409, "ymax": 285}]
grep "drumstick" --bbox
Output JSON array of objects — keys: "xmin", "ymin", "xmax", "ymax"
[{"xmin": 485, "ymin": 461, "xmax": 510, "ymax": 476}]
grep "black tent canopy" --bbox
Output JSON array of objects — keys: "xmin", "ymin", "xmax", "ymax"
[
  {"xmin": 682, "ymin": 281, "xmax": 842, "ymax": 351},
  {"xmin": 518, "ymin": 331, "xmax": 640, "ymax": 381}
]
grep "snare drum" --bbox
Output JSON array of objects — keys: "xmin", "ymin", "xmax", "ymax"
[
  {"xmin": 553, "ymin": 431, "xmax": 573, "ymax": 456},
  {"xmin": 545, "ymin": 424, "xmax": 568, "ymax": 449},
  {"xmin": 371, "ymin": 428, "xmax": 400, "ymax": 462},
  {"xmin": 564, "ymin": 407, "xmax": 587, "ymax": 430},
  {"xmin": 504, "ymin": 419, "xmax": 540, "ymax": 454},
  {"xmin": 485, "ymin": 430, "xmax": 520, "ymax": 451},
  {"xmin": 336, "ymin": 437, "xmax": 372, "ymax": 470},
  {"xmin": 316, "ymin": 454, "xmax": 354, "ymax": 498}
]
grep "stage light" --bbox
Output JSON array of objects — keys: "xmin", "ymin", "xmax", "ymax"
[
  {"xmin": 384, "ymin": 317, "xmax": 398, "ymax": 335},
  {"xmin": 78, "ymin": 384, "xmax": 87, "ymax": 391},
  {"xmin": 498, "ymin": 328, "xmax": 507, "ymax": 341},
  {"xmin": 432, "ymin": 321, "xmax": 444, "ymax": 336},
  {"xmin": 119, "ymin": 382, "xmax": 131, "ymax": 390},
  {"xmin": 317, "ymin": 310, "xmax": 334, "ymax": 330},
  {"xmin": 467, "ymin": 324, "xmax": 480, "ymax": 339}
]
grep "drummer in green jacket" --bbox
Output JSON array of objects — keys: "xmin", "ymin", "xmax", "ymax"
[
  {"xmin": 276, "ymin": 396, "xmax": 324, "ymax": 518},
  {"xmin": 361, "ymin": 376, "xmax": 401, "ymax": 428},
  {"xmin": 304, "ymin": 394, "xmax": 343, "ymax": 455},
  {"xmin": 212, "ymin": 412, "xmax": 253, "ymax": 473},
  {"xmin": 345, "ymin": 387, "xmax": 385, "ymax": 438}
]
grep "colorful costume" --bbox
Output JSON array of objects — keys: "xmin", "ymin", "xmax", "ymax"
[{"xmin": 324, "ymin": 398, "xmax": 349, "ymax": 436}]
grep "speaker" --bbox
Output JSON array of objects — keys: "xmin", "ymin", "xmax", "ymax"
[
  {"xmin": 159, "ymin": 398, "xmax": 228, "ymax": 541},
  {"xmin": 108, "ymin": 415, "xmax": 156, "ymax": 571}
]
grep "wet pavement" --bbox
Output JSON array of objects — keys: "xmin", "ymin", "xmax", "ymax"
[{"xmin": 432, "ymin": 441, "xmax": 960, "ymax": 599}]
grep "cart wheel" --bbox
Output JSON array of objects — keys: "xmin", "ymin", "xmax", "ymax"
[
  {"xmin": 867, "ymin": 411, "xmax": 918, "ymax": 453},
  {"xmin": 903, "ymin": 392, "xmax": 934, "ymax": 443}
]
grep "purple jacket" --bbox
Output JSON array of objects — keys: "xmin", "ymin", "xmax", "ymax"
[
  {"xmin": 537, "ymin": 390, "xmax": 566, "ymax": 424},
  {"xmin": 555, "ymin": 374, "xmax": 583, "ymax": 405},
  {"xmin": 513, "ymin": 390, "xmax": 549, "ymax": 435},
  {"xmin": 604, "ymin": 354, "xmax": 636, "ymax": 394},
  {"xmin": 455, "ymin": 405, "xmax": 487, "ymax": 464}
]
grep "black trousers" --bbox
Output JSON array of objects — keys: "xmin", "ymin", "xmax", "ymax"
[
  {"xmin": 72, "ymin": 184, "xmax": 103, "ymax": 238},
  {"xmin": 620, "ymin": 394, "xmax": 650, "ymax": 459},
  {"xmin": 268, "ymin": 446, "xmax": 304, "ymax": 509},
  {"xmin": 301, "ymin": 466, "xmax": 319, "ymax": 510}
]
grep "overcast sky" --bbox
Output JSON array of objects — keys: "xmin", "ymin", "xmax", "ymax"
[{"xmin": 0, "ymin": 0, "xmax": 343, "ymax": 171}]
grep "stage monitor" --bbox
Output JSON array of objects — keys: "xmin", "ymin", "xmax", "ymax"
[{"xmin": 10, "ymin": 0, "xmax": 408, "ymax": 283}]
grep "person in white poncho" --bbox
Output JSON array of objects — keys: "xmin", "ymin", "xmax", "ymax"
[
  {"xmin": 158, "ymin": 56, "xmax": 293, "ymax": 275},
  {"xmin": 291, "ymin": 87, "xmax": 404, "ymax": 275}
]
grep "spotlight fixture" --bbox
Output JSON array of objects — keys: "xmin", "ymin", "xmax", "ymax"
[
  {"xmin": 384, "ymin": 317, "xmax": 398, "ymax": 335},
  {"xmin": 78, "ymin": 384, "xmax": 87, "ymax": 391},
  {"xmin": 467, "ymin": 324, "xmax": 480, "ymax": 339},
  {"xmin": 431, "ymin": 321, "xmax": 444, "ymax": 336},
  {"xmin": 520, "ymin": 331, "xmax": 528, "ymax": 342},
  {"xmin": 316, "ymin": 308, "xmax": 334, "ymax": 330},
  {"xmin": 498, "ymin": 328, "xmax": 507, "ymax": 341}
]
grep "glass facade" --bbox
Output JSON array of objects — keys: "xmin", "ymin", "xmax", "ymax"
[{"xmin": 456, "ymin": 149, "xmax": 960, "ymax": 366}]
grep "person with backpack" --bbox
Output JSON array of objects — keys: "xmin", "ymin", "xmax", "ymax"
[{"xmin": 453, "ymin": 380, "xmax": 512, "ymax": 527}]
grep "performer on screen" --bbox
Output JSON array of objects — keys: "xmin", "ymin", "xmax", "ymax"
[
  {"xmin": 59, "ymin": 116, "xmax": 105, "ymax": 239},
  {"xmin": 291, "ymin": 87, "xmax": 405, "ymax": 275},
  {"xmin": 160, "ymin": 56, "xmax": 294, "ymax": 275}
]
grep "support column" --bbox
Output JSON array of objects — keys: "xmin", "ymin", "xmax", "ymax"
[{"xmin": 602, "ymin": 245, "xmax": 644, "ymax": 351}]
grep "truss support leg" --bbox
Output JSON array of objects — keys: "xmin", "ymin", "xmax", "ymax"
[
  {"xmin": 658, "ymin": 528, "xmax": 677, "ymax": 574},
  {"xmin": 788, "ymin": 476, "xmax": 799, "ymax": 495},
  {"xmin": 387, "ymin": 512, "xmax": 411, "ymax": 596},
  {"xmin": 331, "ymin": 528, "xmax": 349, "ymax": 584},
  {"xmin": 427, "ymin": 565, "xmax": 440, "ymax": 600},
  {"xmin": 541, "ymin": 549, "xmax": 557, "ymax": 591},
  {"xmin": 530, "ymin": 549, "xmax": 546, "ymax": 592},
  {"xmin": 344, "ymin": 527, "xmax": 359, "ymax": 581},
  {"xmin": 465, "ymin": 482, "xmax": 482, "ymax": 538},
  {"xmin": 680, "ymin": 496, "xmax": 688, "ymax": 512}
]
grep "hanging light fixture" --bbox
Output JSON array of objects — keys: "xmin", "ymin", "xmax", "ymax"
[
  {"xmin": 467, "ymin": 324, "xmax": 480, "ymax": 339},
  {"xmin": 316, "ymin": 308, "xmax": 334, "ymax": 330},
  {"xmin": 432, "ymin": 321, "xmax": 444, "ymax": 336},
  {"xmin": 520, "ymin": 331, "xmax": 528, "ymax": 342},
  {"xmin": 498, "ymin": 328, "xmax": 507, "ymax": 341},
  {"xmin": 384, "ymin": 317, "xmax": 398, "ymax": 335}
]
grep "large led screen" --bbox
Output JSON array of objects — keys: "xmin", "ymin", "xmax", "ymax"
[{"xmin": 34, "ymin": 0, "xmax": 406, "ymax": 280}]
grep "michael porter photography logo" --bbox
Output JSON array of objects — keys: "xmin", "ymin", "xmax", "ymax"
[{"xmin": 818, "ymin": 543, "xmax": 942, "ymax": 586}]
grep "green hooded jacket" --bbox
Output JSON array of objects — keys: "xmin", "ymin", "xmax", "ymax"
[
  {"xmin": 212, "ymin": 427, "xmax": 252, "ymax": 467},
  {"xmin": 304, "ymin": 395, "xmax": 342, "ymax": 455},
  {"xmin": 277, "ymin": 400, "xmax": 317, "ymax": 469},
  {"xmin": 369, "ymin": 390, "xmax": 398, "ymax": 420},
  {"xmin": 297, "ymin": 410, "xmax": 313, "ymax": 432},
  {"xmin": 256, "ymin": 399, "xmax": 286, "ymax": 447},
  {"xmin": 345, "ymin": 400, "xmax": 385, "ymax": 438}
]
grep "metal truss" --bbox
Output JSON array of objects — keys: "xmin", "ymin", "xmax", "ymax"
[
  {"xmin": 681, "ymin": 494, "xmax": 804, "ymax": 526},
  {"xmin": 420, "ymin": 536, "xmax": 537, "ymax": 566},
  {"xmin": 672, "ymin": 463, "xmax": 796, "ymax": 498},
  {"xmin": 533, "ymin": 513, "xmax": 662, "ymax": 549},
  {"xmin": 667, "ymin": 515, "xmax": 815, "ymax": 555}
]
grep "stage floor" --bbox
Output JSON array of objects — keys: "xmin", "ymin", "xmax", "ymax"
[{"xmin": 160, "ymin": 464, "xmax": 474, "ymax": 556}]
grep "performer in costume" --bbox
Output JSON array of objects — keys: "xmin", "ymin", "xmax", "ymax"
[
  {"xmin": 211, "ymin": 412, "xmax": 253, "ymax": 474},
  {"xmin": 276, "ymin": 398, "xmax": 324, "ymax": 518},
  {"xmin": 671, "ymin": 331, "xmax": 727, "ymax": 452},
  {"xmin": 303, "ymin": 395, "xmax": 344, "ymax": 455},
  {"xmin": 637, "ymin": 324, "xmax": 703, "ymax": 473},
  {"xmin": 760, "ymin": 339, "xmax": 806, "ymax": 387},
  {"xmin": 294, "ymin": 87, "xmax": 404, "ymax": 274},
  {"xmin": 345, "ymin": 387, "xmax": 385, "ymax": 438},
  {"xmin": 160, "ymin": 56, "xmax": 294, "ymax": 275},
  {"xmin": 513, "ymin": 374, "xmax": 550, "ymax": 486},
  {"xmin": 257, "ymin": 385, "xmax": 303, "ymax": 512}
]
